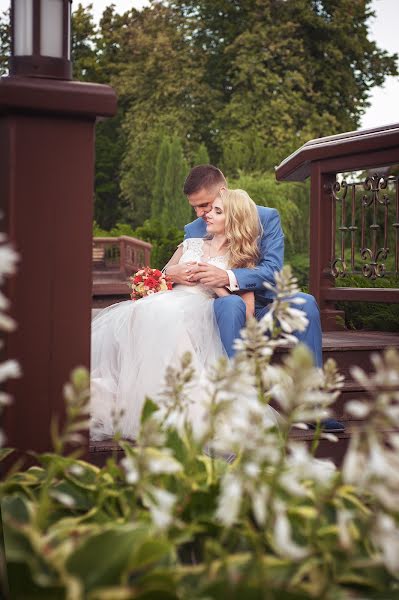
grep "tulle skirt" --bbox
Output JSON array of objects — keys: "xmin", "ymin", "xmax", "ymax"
[{"xmin": 90, "ymin": 285, "xmax": 226, "ymax": 441}]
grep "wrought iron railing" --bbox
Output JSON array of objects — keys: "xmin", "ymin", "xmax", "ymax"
[
  {"xmin": 329, "ymin": 172, "xmax": 399, "ymax": 280},
  {"xmin": 275, "ymin": 123, "xmax": 399, "ymax": 330}
]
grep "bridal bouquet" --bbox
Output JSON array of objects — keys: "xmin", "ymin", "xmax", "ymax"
[{"xmin": 128, "ymin": 267, "xmax": 172, "ymax": 300}]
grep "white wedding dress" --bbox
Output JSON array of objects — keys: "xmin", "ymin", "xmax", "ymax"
[{"xmin": 90, "ymin": 238, "xmax": 227, "ymax": 441}]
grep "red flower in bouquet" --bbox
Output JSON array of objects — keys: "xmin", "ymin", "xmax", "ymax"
[{"xmin": 128, "ymin": 267, "xmax": 173, "ymax": 301}]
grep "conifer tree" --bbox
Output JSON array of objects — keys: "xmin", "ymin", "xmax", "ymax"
[
  {"xmin": 152, "ymin": 136, "xmax": 171, "ymax": 219},
  {"xmin": 163, "ymin": 137, "xmax": 193, "ymax": 229},
  {"xmin": 193, "ymin": 143, "xmax": 210, "ymax": 167}
]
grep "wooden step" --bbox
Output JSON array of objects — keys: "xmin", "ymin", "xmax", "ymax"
[{"xmin": 88, "ymin": 324, "xmax": 399, "ymax": 467}]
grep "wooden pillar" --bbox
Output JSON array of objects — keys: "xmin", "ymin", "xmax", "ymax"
[
  {"xmin": 0, "ymin": 76, "xmax": 117, "ymax": 455},
  {"xmin": 309, "ymin": 163, "xmax": 344, "ymax": 330}
]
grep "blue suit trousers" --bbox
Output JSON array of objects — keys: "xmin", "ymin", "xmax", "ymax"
[{"xmin": 213, "ymin": 292, "xmax": 323, "ymax": 368}]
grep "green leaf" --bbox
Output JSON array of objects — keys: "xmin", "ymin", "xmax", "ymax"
[
  {"xmin": 6, "ymin": 562, "xmax": 65, "ymax": 600},
  {"xmin": 50, "ymin": 480, "xmax": 93, "ymax": 512},
  {"xmin": 141, "ymin": 397, "xmax": 160, "ymax": 425},
  {"xmin": 66, "ymin": 524, "xmax": 151, "ymax": 592},
  {"xmin": 64, "ymin": 460, "xmax": 100, "ymax": 491},
  {"xmin": 130, "ymin": 539, "xmax": 172, "ymax": 571},
  {"xmin": 1, "ymin": 494, "xmax": 30, "ymax": 524},
  {"xmin": 0, "ymin": 447, "xmax": 14, "ymax": 462},
  {"xmin": 288, "ymin": 506, "xmax": 318, "ymax": 520}
]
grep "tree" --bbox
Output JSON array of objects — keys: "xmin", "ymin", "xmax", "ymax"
[
  {"xmin": 118, "ymin": 3, "xmax": 218, "ymax": 225},
  {"xmin": 71, "ymin": 4, "xmax": 99, "ymax": 81},
  {"xmin": 193, "ymin": 143, "xmax": 210, "ymax": 167},
  {"xmin": 0, "ymin": 8, "xmax": 10, "ymax": 77},
  {"xmin": 163, "ymin": 136, "xmax": 192, "ymax": 230},
  {"xmin": 152, "ymin": 136, "xmax": 171, "ymax": 219},
  {"xmin": 168, "ymin": 0, "xmax": 398, "ymax": 169},
  {"xmin": 94, "ymin": 110, "xmax": 126, "ymax": 230}
]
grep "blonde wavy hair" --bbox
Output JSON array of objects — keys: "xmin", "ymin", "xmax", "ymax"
[{"xmin": 219, "ymin": 189, "xmax": 261, "ymax": 269}]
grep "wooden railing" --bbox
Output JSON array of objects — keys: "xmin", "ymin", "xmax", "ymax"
[
  {"xmin": 275, "ymin": 123, "xmax": 399, "ymax": 330},
  {"xmin": 92, "ymin": 235, "xmax": 152, "ymax": 277}
]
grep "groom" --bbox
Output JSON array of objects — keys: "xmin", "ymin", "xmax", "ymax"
[{"xmin": 165, "ymin": 165, "xmax": 344, "ymax": 431}]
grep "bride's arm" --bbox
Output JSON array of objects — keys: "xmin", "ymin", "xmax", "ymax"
[
  {"xmin": 239, "ymin": 291, "xmax": 255, "ymax": 321},
  {"xmin": 213, "ymin": 288, "xmax": 255, "ymax": 321},
  {"xmin": 163, "ymin": 245, "xmax": 183, "ymax": 271},
  {"xmin": 163, "ymin": 245, "xmax": 197, "ymax": 286}
]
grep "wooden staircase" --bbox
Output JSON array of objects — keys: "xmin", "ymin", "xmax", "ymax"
[{"xmin": 89, "ymin": 324, "xmax": 399, "ymax": 467}]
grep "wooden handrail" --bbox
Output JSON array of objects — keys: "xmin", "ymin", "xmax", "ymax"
[
  {"xmin": 92, "ymin": 236, "xmax": 152, "ymax": 279},
  {"xmin": 276, "ymin": 123, "xmax": 399, "ymax": 182},
  {"xmin": 275, "ymin": 123, "xmax": 399, "ymax": 331}
]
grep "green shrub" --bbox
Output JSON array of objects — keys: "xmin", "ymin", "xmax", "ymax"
[
  {"xmin": 336, "ymin": 273, "xmax": 399, "ymax": 331},
  {"xmin": 2, "ymin": 268, "xmax": 399, "ymax": 599}
]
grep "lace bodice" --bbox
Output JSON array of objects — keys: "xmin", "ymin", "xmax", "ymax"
[
  {"xmin": 175, "ymin": 238, "xmax": 229, "ymax": 298},
  {"xmin": 179, "ymin": 238, "xmax": 229, "ymax": 270}
]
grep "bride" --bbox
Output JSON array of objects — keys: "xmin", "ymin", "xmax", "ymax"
[{"xmin": 90, "ymin": 189, "xmax": 262, "ymax": 441}]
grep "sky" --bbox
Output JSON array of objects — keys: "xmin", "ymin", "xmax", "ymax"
[{"xmin": 77, "ymin": 0, "xmax": 399, "ymax": 131}]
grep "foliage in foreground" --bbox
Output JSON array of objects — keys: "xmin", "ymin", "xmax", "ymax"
[{"xmin": 1, "ymin": 268, "xmax": 399, "ymax": 599}]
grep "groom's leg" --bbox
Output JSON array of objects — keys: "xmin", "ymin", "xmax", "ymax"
[
  {"xmin": 294, "ymin": 292, "xmax": 323, "ymax": 368},
  {"xmin": 255, "ymin": 292, "xmax": 323, "ymax": 368},
  {"xmin": 214, "ymin": 295, "xmax": 246, "ymax": 358}
]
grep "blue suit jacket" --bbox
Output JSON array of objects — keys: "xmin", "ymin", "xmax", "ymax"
[{"xmin": 184, "ymin": 206, "xmax": 284, "ymax": 303}]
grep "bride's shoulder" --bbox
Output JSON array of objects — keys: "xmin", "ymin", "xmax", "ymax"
[
  {"xmin": 182, "ymin": 238, "xmax": 205, "ymax": 257},
  {"xmin": 184, "ymin": 237, "xmax": 205, "ymax": 247}
]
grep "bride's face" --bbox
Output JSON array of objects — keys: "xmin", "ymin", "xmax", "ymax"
[{"xmin": 206, "ymin": 197, "xmax": 225, "ymax": 235}]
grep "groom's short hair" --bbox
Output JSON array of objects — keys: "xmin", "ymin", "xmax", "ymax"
[{"xmin": 183, "ymin": 165, "xmax": 226, "ymax": 195}]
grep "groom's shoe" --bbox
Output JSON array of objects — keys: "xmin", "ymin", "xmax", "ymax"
[
  {"xmin": 203, "ymin": 444, "xmax": 236, "ymax": 464},
  {"xmin": 307, "ymin": 418, "xmax": 345, "ymax": 433}
]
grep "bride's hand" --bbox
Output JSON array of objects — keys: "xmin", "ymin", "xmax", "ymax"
[
  {"xmin": 166, "ymin": 262, "xmax": 197, "ymax": 286},
  {"xmin": 190, "ymin": 262, "xmax": 230, "ymax": 288}
]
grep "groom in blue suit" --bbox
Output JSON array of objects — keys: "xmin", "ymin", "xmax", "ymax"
[{"xmin": 165, "ymin": 165, "xmax": 343, "ymax": 431}]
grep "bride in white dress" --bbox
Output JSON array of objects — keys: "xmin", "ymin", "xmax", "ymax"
[{"xmin": 90, "ymin": 190, "xmax": 260, "ymax": 441}]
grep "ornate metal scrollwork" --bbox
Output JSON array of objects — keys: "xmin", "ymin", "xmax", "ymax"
[
  {"xmin": 360, "ymin": 247, "xmax": 388, "ymax": 279},
  {"xmin": 331, "ymin": 258, "xmax": 347, "ymax": 278},
  {"xmin": 328, "ymin": 172, "xmax": 395, "ymax": 279}
]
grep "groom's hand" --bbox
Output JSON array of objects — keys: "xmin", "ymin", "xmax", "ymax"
[
  {"xmin": 190, "ymin": 262, "xmax": 230, "ymax": 287},
  {"xmin": 165, "ymin": 263, "xmax": 197, "ymax": 285}
]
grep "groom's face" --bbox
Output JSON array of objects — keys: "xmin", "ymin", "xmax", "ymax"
[{"xmin": 187, "ymin": 186, "xmax": 225, "ymax": 221}]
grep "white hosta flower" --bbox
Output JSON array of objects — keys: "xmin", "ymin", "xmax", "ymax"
[
  {"xmin": 121, "ymin": 456, "xmax": 139, "ymax": 485},
  {"xmin": 0, "ymin": 313, "xmax": 16, "ymax": 332},
  {"xmin": 0, "ymin": 245, "xmax": 19, "ymax": 281},
  {"xmin": 337, "ymin": 509, "xmax": 354, "ymax": 550},
  {"xmin": 342, "ymin": 433, "xmax": 367, "ymax": 486},
  {"xmin": 0, "ymin": 392, "xmax": 12, "ymax": 406},
  {"xmin": 368, "ymin": 436, "xmax": 399, "ymax": 480},
  {"xmin": 277, "ymin": 305, "xmax": 308, "ymax": 334},
  {"xmin": 387, "ymin": 433, "xmax": 399, "ymax": 450},
  {"xmin": 50, "ymin": 490, "xmax": 76, "ymax": 508},
  {"xmin": 346, "ymin": 400, "xmax": 370, "ymax": 419},
  {"xmin": 372, "ymin": 512, "xmax": 399, "ymax": 575},
  {"xmin": 67, "ymin": 463, "xmax": 85, "ymax": 477},
  {"xmin": 279, "ymin": 472, "xmax": 307, "ymax": 498},
  {"xmin": 0, "ymin": 360, "xmax": 21, "ymax": 383},
  {"xmin": 251, "ymin": 484, "xmax": 270, "ymax": 526},
  {"xmin": 216, "ymin": 472, "xmax": 243, "ymax": 527},
  {"xmin": 244, "ymin": 462, "xmax": 260, "ymax": 479},
  {"xmin": 146, "ymin": 449, "xmax": 182, "ymax": 475},
  {"xmin": 285, "ymin": 442, "xmax": 336, "ymax": 489},
  {"xmin": 145, "ymin": 487, "xmax": 176, "ymax": 530},
  {"xmin": 273, "ymin": 501, "xmax": 310, "ymax": 561},
  {"xmin": 267, "ymin": 347, "xmax": 341, "ymax": 425}
]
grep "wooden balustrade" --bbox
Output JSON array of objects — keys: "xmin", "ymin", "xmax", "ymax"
[
  {"xmin": 92, "ymin": 236, "xmax": 152, "ymax": 302},
  {"xmin": 92, "ymin": 236, "xmax": 152, "ymax": 275},
  {"xmin": 275, "ymin": 123, "xmax": 399, "ymax": 330}
]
